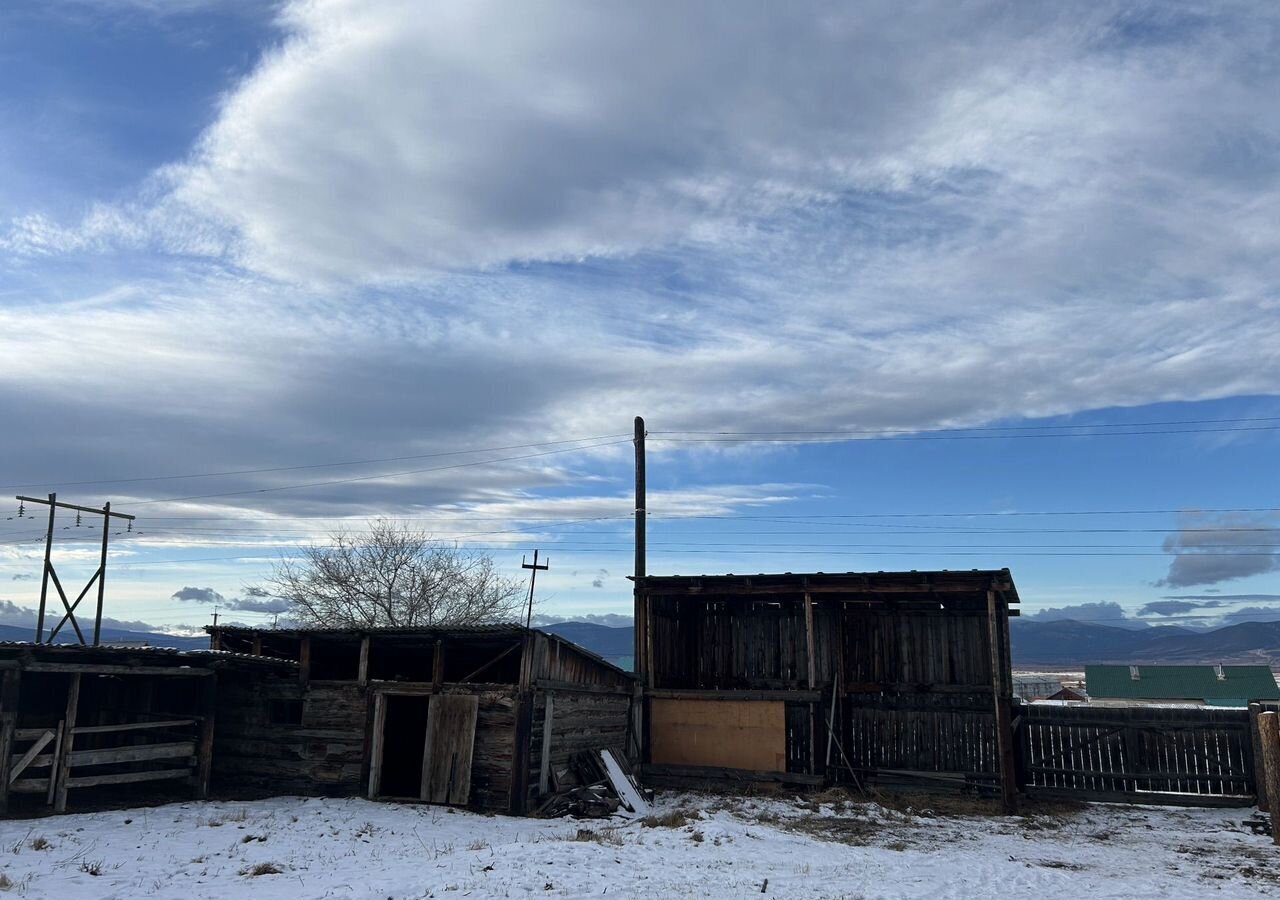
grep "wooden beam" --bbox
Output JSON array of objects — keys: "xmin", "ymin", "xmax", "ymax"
[
  {"xmin": 803, "ymin": 591, "xmax": 817, "ymax": 690},
  {"xmin": 367, "ymin": 691, "xmax": 386, "ymax": 799},
  {"xmin": 357, "ymin": 636, "xmax": 370, "ymax": 687},
  {"xmin": 69, "ymin": 741, "xmax": 196, "ymax": 767},
  {"xmin": 8, "ymin": 730, "xmax": 54, "ymax": 785},
  {"xmin": 54, "ymin": 673, "xmax": 81, "ymax": 812},
  {"xmin": 459, "ymin": 642, "xmax": 521, "ymax": 684},
  {"xmin": 538, "ymin": 692, "xmax": 555, "ymax": 795},
  {"xmin": 195, "ymin": 675, "xmax": 216, "ymax": 799},
  {"xmin": 509, "ymin": 694, "xmax": 533, "ymax": 814},
  {"xmin": 71, "ymin": 718, "xmax": 196, "ymax": 736},
  {"xmin": 298, "ymin": 637, "xmax": 311, "ymax": 689},
  {"xmin": 23, "ymin": 663, "xmax": 213, "ymax": 677},
  {"xmin": 432, "ymin": 639, "xmax": 444, "ymax": 692},
  {"xmin": 67, "ymin": 769, "xmax": 191, "ymax": 789},
  {"xmin": 252, "ymin": 634, "xmax": 262, "ymax": 657},
  {"xmin": 988, "ymin": 589, "xmax": 1018, "ymax": 814}
]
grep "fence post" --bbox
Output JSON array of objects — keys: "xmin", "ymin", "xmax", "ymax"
[
  {"xmin": 1259, "ymin": 711, "xmax": 1280, "ymax": 845},
  {"xmin": 1249, "ymin": 703, "xmax": 1269, "ymax": 810}
]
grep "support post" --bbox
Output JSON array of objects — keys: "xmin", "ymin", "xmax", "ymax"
[
  {"xmin": 298, "ymin": 637, "xmax": 311, "ymax": 689},
  {"xmin": 36, "ymin": 493, "xmax": 56, "ymax": 643},
  {"xmin": 0, "ymin": 669, "xmax": 20, "ymax": 814},
  {"xmin": 538, "ymin": 692, "xmax": 555, "ymax": 795},
  {"xmin": 195, "ymin": 675, "xmax": 216, "ymax": 799},
  {"xmin": 252, "ymin": 634, "xmax": 262, "ymax": 657},
  {"xmin": 92, "ymin": 502, "xmax": 110, "ymax": 646},
  {"xmin": 432, "ymin": 639, "xmax": 444, "ymax": 692},
  {"xmin": 987, "ymin": 589, "xmax": 1017, "ymax": 813},
  {"xmin": 633, "ymin": 416, "xmax": 645, "ymax": 583},
  {"xmin": 1259, "ymin": 711, "xmax": 1280, "ymax": 846},
  {"xmin": 54, "ymin": 673, "xmax": 81, "ymax": 813},
  {"xmin": 803, "ymin": 590, "xmax": 817, "ymax": 689},
  {"xmin": 1250, "ymin": 703, "xmax": 1269, "ymax": 811},
  {"xmin": 358, "ymin": 635, "xmax": 370, "ymax": 686}
]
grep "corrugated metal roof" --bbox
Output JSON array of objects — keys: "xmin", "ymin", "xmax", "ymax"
[
  {"xmin": 0, "ymin": 641, "xmax": 297, "ymax": 668},
  {"xmin": 1086, "ymin": 665, "xmax": 1280, "ymax": 701}
]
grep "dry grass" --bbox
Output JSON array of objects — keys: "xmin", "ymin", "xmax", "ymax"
[
  {"xmin": 240, "ymin": 862, "xmax": 283, "ymax": 877},
  {"xmin": 641, "ymin": 809, "xmax": 694, "ymax": 828},
  {"xmin": 28, "ymin": 837, "xmax": 50, "ymax": 852},
  {"xmin": 568, "ymin": 827, "xmax": 624, "ymax": 847}
]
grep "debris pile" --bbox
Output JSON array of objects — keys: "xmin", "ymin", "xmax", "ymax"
[{"xmin": 534, "ymin": 748, "xmax": 651, "ymax": 819}]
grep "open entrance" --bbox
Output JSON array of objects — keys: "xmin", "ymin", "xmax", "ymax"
[
  {"xmin": 371, "ymin": 692, "xmax": 480, "ymax": 805},
  {"xmin": 377, "ymin": 694, "xmax": 430, "ymax": 799}
]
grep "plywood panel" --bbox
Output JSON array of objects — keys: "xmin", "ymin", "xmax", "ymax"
[
  {"xmin": 649, "ymin": 699, "xmax": 785, "ymax": 771},
  {"xmin": 421, "ymin": 694, "xmax": 479, "ymax": 805}
]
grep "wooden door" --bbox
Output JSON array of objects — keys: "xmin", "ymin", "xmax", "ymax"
[{"xmin": 420, "ymin": 694, "xmax": 479, "ymax": 805}]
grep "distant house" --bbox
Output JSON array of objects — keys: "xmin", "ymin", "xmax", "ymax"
[
  {"xmin": 1012, "ymin": 674, "xmax": 1065, "ymax": 701},
  {"xmin": 1085, "ymin": 664, "xmax": 1280, "ymax": 707},
  {"xmin": 1043, "ymin": 686, "xmax": 1087, "ymax": 702}
]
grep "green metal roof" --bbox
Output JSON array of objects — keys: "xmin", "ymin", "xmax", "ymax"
[{"xmin": 1086, "ymin": 665, "xmax": 1280, "ymax": 702}]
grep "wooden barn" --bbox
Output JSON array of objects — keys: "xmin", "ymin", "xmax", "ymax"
[
  {"xmin": 0, "ymin": 642, "xmax": 289, "ymax": 815},
  {"xmin": 632, "ymin": 569, "xmax": 1021, "ymax": 808},
  {"xmin": 206, "ymin": 624, "xmax": 637, "ymax": 814}
]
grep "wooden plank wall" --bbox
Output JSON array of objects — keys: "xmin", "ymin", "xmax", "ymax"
[
  {"xmin": 528, "ymin": 688, "xmax": 631, "ymax": 806},
  {"xmin": 212, "ymin": 676, "xmax": 365, "ymax": 795},
  {"xmin": 529, "ymin": 634, "xmax": 634, "ymax": 690},
  {"xmin": 838, "ymin": 692, "xmax": 999, "ymax": 790},
  {"xmin": 1019, "ymin": 703, "xmax": 1255, "ymax": 807}
]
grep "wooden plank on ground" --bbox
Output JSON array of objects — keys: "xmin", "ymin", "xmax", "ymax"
[{"xmin": 421, "ymin": 693, "xmax": 479, "ymax": 805}]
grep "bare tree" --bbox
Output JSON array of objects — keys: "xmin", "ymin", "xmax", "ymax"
[{"xmin": 267, "ymin": 520, "xmax": 527, "ymax": 628}]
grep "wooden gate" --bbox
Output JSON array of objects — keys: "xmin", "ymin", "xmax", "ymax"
[{"xmin": 1019, "ymin": 704, "xmax": 1254, "ymax": 806}]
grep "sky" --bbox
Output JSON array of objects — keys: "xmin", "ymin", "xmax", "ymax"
[{"xmin": 1, "ymin": 0, "xmax": 1278, "ymax": 637}]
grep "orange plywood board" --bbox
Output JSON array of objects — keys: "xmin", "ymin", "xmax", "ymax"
[{"xmin": 649, "ymin": 699, "xmax": 786, "ymax": 772}]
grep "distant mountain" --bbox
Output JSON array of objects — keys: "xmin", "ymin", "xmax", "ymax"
[
  {"xmin": 539, "ymin": 618, "xmax": 1280, "ymax": 670},
  {"xmin": 1012, "ymin": 618, "xmax": 1280, "ymax": 666},
  {"xmin": 0, "ymin": 624, "xmax": 208, "ymax": 651},
  {"xmin": 540, "ymin": 621, "xmax": 634, "ymax": 659}
]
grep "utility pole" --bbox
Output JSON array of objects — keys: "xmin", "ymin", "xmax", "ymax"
[
  {"xmin": 17, "ymin": 494, "xmax": 135, "ymax": 647},
  {"xmin": 634, "ymin": 416, "xmax": 646, "ymax": 581},
  {"xmin": 521, "ymin": 549, "xmax": 549, "ymax": 629}
]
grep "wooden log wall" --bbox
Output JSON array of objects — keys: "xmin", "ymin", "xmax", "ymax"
[
  {"xmin": 212, "ymin": 675, "xmax": 366, "ymax": 795},
  {"xmin": 528, "ymin": 634, "xmax": 635, "ymax": 690},
  {"xmin": 527, "ymin": 687, "xmax": 631, "ymax": 807},
  {"xmin": 1019, "ymin": 703, "xmax": 1256, "ymax": 807}
]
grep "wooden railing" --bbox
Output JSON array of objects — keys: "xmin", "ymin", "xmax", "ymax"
[
  {"xmin": 10, "ymin": 717, "xmax": 202, "ymax": 811},
  {"xmin": 1017, "ymin": 704, "xmax": 1255, "ymax": 807}
]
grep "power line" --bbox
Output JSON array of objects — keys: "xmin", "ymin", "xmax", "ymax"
[{"xmin": 653, "ymin": 425, "xmax": 1280, "ymax": 443}]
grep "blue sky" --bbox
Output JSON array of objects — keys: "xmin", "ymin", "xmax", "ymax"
[{"xmin": 1, "ymin": 1, "xmax": 1278, "ymax": 635}]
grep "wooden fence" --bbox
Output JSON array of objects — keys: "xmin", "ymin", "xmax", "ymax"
[{"xmin": 1016, "ymin": 703, "xmax": 1255, "ymax": 807}]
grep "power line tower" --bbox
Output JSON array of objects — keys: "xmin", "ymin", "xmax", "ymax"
[{"xmin": 16, "ymin": 493, "xmax": 136, "ymax": 646}]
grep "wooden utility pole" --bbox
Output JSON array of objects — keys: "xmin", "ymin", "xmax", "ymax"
[
  {"xmin": 634, "ymin": 416, "xmax": 646, "ymax": 581},
  {"xmin": 522, "ymin": 550, "xmax": 549, "ymax": 629},
  {"xmin": 17, "ymin": 494, "xmax": 135, "ymax": 647}
]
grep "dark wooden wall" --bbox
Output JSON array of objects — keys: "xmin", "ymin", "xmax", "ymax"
[
  {"xmin": 212, "ymin": 674, "xmax": 366, "ymax": 796},
  {"xmin": 647, "ymin": 596, "xmax": 995, "ymax": 691},
  {"xmin": 527, "ymin": 687, "xmax": 632, "ymax": 807}
]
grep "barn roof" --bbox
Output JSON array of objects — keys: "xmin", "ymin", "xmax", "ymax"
[{"xmin": 1086, "ymin": 664, "xmax": 1280, "ymax": 702}]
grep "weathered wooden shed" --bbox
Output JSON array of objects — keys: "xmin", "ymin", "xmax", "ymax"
[
  {"xmin": 207, "ymin": 625, "xmax": 637, "ymax": 814},
  {"xmin": 0, "ymin": 642, "xmax": 289, "ymax": 815},
  {"xmin": 632, "ymin": 569, "xmax": 1020, "ymax": 807}
]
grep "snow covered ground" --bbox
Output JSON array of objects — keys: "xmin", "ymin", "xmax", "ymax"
[{"xmin": 0, "ymin": 791, "xmax": 1275, "ymax": 899}]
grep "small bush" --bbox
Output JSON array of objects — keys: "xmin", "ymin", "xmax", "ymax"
[
  {"xmin": 79, "ymin": 860, "xmax": 103, "ymax": 877},
  {"xmin": 569, "ymin": 827, "xmax": 623, "ymax": 847},
  {"xmin": 29, "ymin": 837, "xmax": 50, "ymax": 852},
  {"xmin": 689, "ymin": 830, "xmax": 705, "ymax": 843}
]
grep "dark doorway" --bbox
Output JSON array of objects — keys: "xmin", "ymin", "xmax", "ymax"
[{"xmin": 378, "ymin": 695, "xmax": 430, "ymax": 798}]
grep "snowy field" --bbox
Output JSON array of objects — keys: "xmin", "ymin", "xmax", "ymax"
[{"xmin": 0, "ymin": 791, "xmax": 1275, "ymax": 899}]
